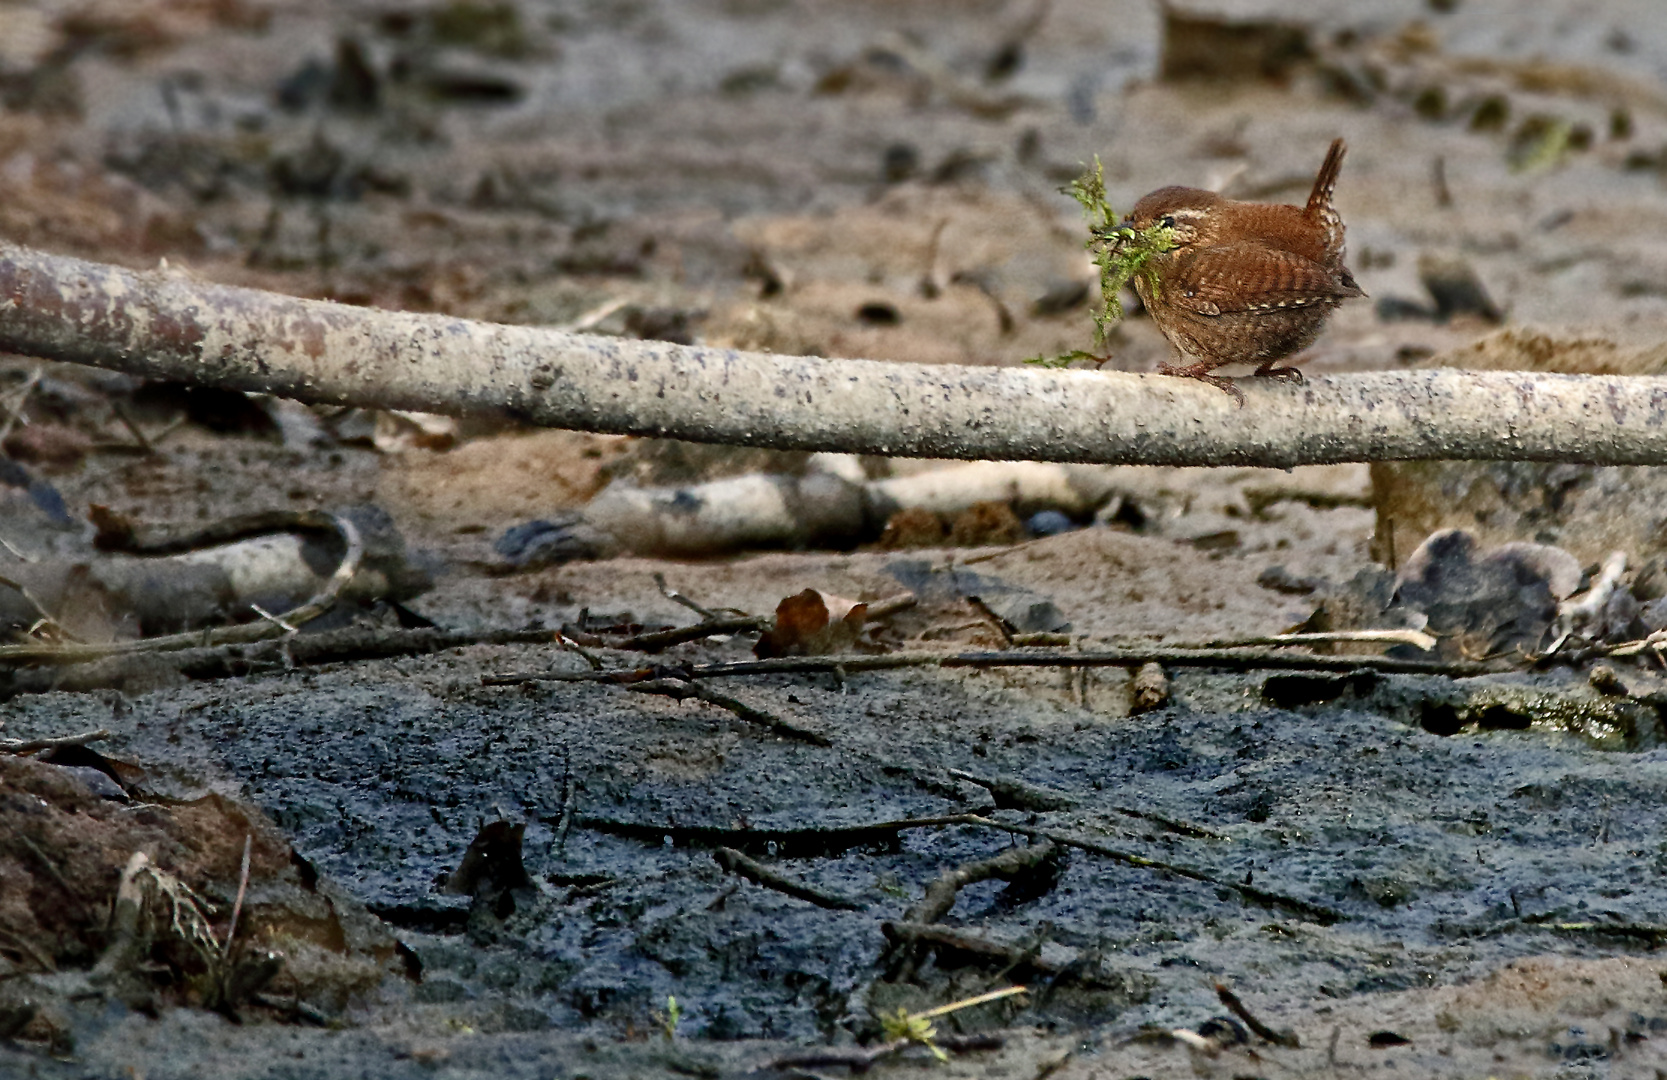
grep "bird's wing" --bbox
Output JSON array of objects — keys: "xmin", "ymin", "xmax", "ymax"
[{"xmin": 1166, "ymin": 243, "xmax": 1364, "ymax": 317}]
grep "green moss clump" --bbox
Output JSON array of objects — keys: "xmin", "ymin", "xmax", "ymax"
[{"xmin": 1025, "ymin": 158, "xmax": 1176, "ymax": 368}]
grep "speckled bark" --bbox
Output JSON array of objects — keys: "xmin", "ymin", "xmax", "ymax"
[{"xmin": 4, "ymin": 241, "xmax": 1667, "ymax": 466}]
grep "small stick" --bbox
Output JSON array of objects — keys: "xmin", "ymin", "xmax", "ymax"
[
  {"xmin": 965, "ymin": 816, "xmax": 1342, "ymax": 924},
  {"xmin": 576, "ymin": 812, "xmax": 1340, "ymax": 923},
  {"xmin": 553, "ymin": 768, "xmax": 576, "ymax": 852},
  {"xmin": 248, "ymin": 604, "xmax": 300, "ymax": 635},
  {"xmin": 762, "ymin": 1033, "xmax": 1004, "ymax": 1073},
  {"xmin": 712, "ymin": 847, "xmax": 865, "ymax": 911},
  {"xmin": 883, "ymin": 922, "xmax": 1100, "ymax": 983},
  {"xmin": 654, "ymin": 572, "xmax": 722, "ymax": 621},
  {"xmin": 222, "ymin": 834, "xmax": 253, "ymax": 962},
  {"xmin": 628, "ymin": 678, "xmax": 832, "ymax": 747},
  {"xmin": 863, "ymin": 592, "xmax": 918, "ymax": 620},
  {"xmin": 558, "ymin": 296, "xmax": 632, "ymax": 333},
  {"xmin": 0, "ymin": 727, "xmax": 111, "ymax": 755},
  {"xmin": 0, "ymin": 365, "xmax": 42, "ymax": 446},
  {"xmin": 17, "ymin": 833, "xmax": 77, "ymax": 901},
  {"xmin": 556, "ymin": 633, "xmax": 604, "ymax": 671},
  {"xmin": 609, "ymin": 615, "xmax": 768, "ymax": 653},
  {"xmin": 108, "ymin": 399, "xmax": 156, "ymax": 455},
  {"xmin": 905, "ymin": 841, "xmax": 1059, "ymax": 924},
  {"xmin": 1181, "ymin": 629, "xmax": 1438, "ymax": 652},
  {"xmin": 485, "ymin": 646, "xmax": 1494, "ymax": 686},
  {"xmin": 1109, "ymin": 805, "xmax": 1226, "ymax": 841},
  {"xmin": 0, "ymin": 533, "xmax": 35, "ymax": 562},
  {"xmin": 0, "ymin": 923, "xmax": 56, "ymax": 973},
  {"xmin": 1215, "ymin": 982, "xmax": 1300, "ymax": 1048},
  {"xmin": 92, "ymin": 851, "xmax": 151, "ymax": 982}
]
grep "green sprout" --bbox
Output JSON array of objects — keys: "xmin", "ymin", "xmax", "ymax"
[
  {"xmin": 1026, "ymin": 157, "xmax": 1177, "ymax": 369},
  {"xmin": 658, "ymin": 995, "xmax": 682, "ymax": 1040},
  {"xmin": 878, "ymin": 986, "xmax": 1029, "ymax": 1065},
  {"xmin": 881, "ymin": 1006, "xmax": 949, "ymax": 1063}
]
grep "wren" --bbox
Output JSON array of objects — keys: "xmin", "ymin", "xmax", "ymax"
[{"xmin": 1118, "ymin": 138, "xmax": 1364, "ymax": 403}]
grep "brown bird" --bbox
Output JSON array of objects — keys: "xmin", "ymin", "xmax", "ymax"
[{"xmin": 1118, "ymin": 138, "xmax": 1365, "ymax": 403}]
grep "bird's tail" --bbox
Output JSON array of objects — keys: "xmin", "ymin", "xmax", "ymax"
[{"xmin": 1305, "ymin": 139, "xmax": 1347, "ymax": 216}]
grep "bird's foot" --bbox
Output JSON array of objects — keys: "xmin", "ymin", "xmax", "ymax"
[
  {"xmin": 1158, "ymin": 362, "xmax": 1244, "ymax": 407},
  {"xmin": 1252, "ymin": 363, "xmax": 1305, "ymax": 385}
]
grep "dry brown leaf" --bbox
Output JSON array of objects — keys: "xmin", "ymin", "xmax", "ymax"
[{"xmin": 754, "ymin": 588, "xmax": 869, "ymax": 658}]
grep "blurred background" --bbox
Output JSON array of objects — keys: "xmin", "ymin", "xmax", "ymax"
[{"xmin": 4, "ymin": 0, "xmax": 1666, "ymax": 375}]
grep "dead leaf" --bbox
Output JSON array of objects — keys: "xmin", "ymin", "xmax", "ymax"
[
  {"xmin": 754, "ymin": 588, "xmax": 869, "ymax": 657},
  {"xmin": 372, "ymin": 411, "xmax": 458, "ymax": 453}
]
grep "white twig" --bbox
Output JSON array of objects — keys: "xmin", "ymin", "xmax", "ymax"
[{"xmin": 1547, "ymin": 550, "xmax": 1627, "ymax": 654}]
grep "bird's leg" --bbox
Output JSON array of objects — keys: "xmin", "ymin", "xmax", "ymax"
[
  {"xmin": 1252, "ymin": 360, "xmax": 1305, "ymax": 384},
  {"xmin": 1158, "ymin": 360, "xmax": 1245, "ymax": 407}
]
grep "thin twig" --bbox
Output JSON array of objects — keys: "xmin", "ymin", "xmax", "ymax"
[
  {"xmin": 964, "ymin": 816, "xmax": 1342, "ymax": 924},
  {"xmin": 1109, "ymin": 805, "xmax": 1226, "ymax": 841},
  {"xmin": 0, "ymin": 533, "xmax": 34, "ymax": 562},
  {"xmin": 1215, "ymin": 982, "xmax": 1301, "ymax": 1048},
  {"xmin": 713, "ymin": 847, "xmax": 866, "ymax": 911},
  {"xmin": 628, "ymin": 678, "xmax": 832, "ymax": 747},
  {"xmin": 248, "ymin": 604, "xmax": 300, "ymax": 635},
  {"xmin": 17, "ymin": 833, "xmax": 78, "ymax": 902},
  {"xmin": 0, "ymin": 727, "xmax": 111, "ymax": 754},
  {"xmin": 654, "ymin": 572, "xmax": 722, "ymax": 621},
  {"xmin": 883, "ymin": 922, "xmax": 1117, "ymax": 986},
  {"xmin": 1179, "ymin": 629, "xmax": 1438, "ymax": 652},
  {"xmin": 0, "ymin": 571, "xmax": 68, "ymax": 636},
  {"xmin": 222, "ymin": 834, "xmax": 253, "ymax": 962},
  {"xmin": 554, "ymin": 767, "xmax": 576, "ymax": 853},
  {"xmin": 108, "ymin": 399, "xmax": 156, "ymax": 455},
  {"xmin": 556, "ymin": 633, "xmax": 604, "ymax": 670},
  {"xmin": 762, "ymin": 1033, "xmax": 1004, "ymax": 1073},
  {"xmin": 575, "ymin": 812, "xmax": 1341, "ymax": 923},
  {"xmin": 485, "ymin": 646, "xmax": 1494, "ymax": 686},
  {"xmin": 0, "ymin": 365, "xmax": 41, "ymax": 446},
  {"xmin": 607, "ymin": 615, "xmax": 768, "ymax": 652},
  {"xmin": 0, "ymin": 626, "xmax": 572, "ymax": 698},
  {"xmin": 0, "ymin": 924, "xmax": 55, "ymax": 973}
]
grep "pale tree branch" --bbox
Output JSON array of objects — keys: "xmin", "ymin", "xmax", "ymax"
[{"xmin": 2, "ymin": 241, "xmax": 1666, "ymax": 465}]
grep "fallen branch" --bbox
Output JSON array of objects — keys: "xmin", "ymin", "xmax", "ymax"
[
  {"xmin": 484, "ymin": 646, "xmax": 1495, "ymax": 686},
  {"xmin": 712, "ymin": 846, "xmax": 866, "ymax": 911},
  {"xmin": 0, "ymin": 625, "xmax": 561, "ymax": 698},
  {"xmin": 0, "ymin": 513, "xmax": 362, "ymax": 666},
  {"xmin": 5, "ymin": 242, "xmax": 1667, "ymax": 465}
]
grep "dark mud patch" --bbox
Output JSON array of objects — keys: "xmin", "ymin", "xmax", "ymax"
[{"xmin": 6, "ymin": 651, "xmax": 1667, "ymax": 1075}]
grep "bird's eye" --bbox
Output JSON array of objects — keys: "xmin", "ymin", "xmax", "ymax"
[{"xmin": 1159, "ymin": 215, "xmax": 1176, "ymax": 229}]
